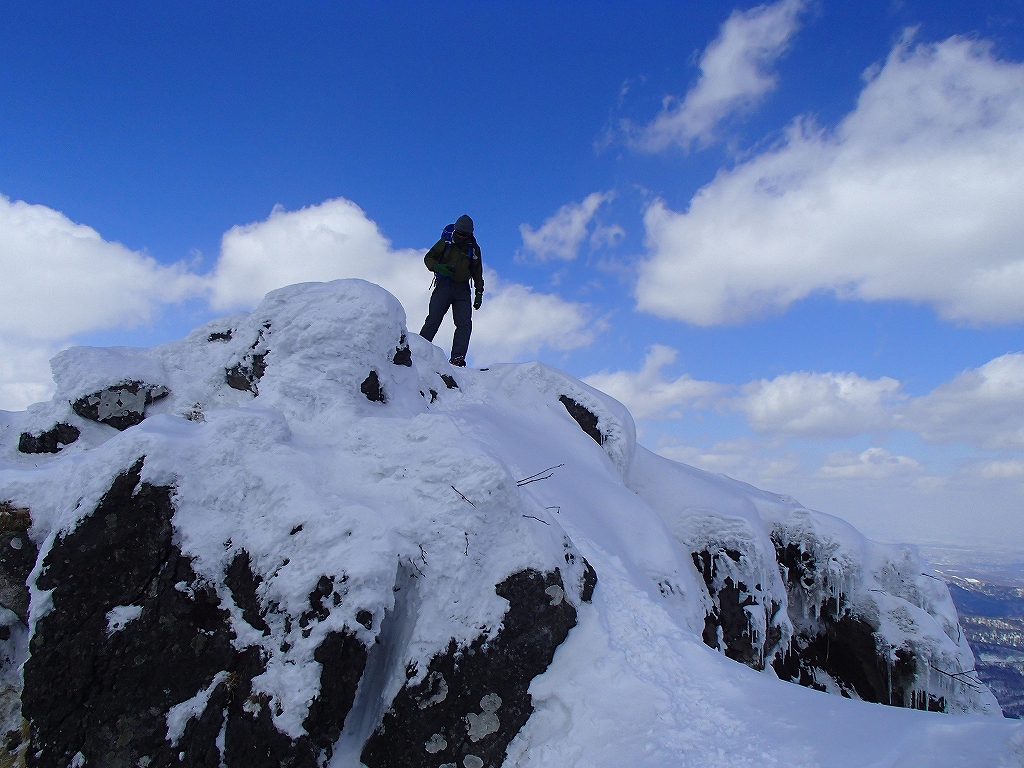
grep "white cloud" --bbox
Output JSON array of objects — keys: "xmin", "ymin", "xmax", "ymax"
[
  {"xmin": 0, "ymin": 339, "xmax": 64, "ymax": 413},
  {"xmin": 656, "ymin": 436, "xmax": 799, "ymax": 482},
  {"xmin": 902, "ymin": 353, "xmax": 1024, "ymax": 449},
  {"xmin": 584, "ymin": 345, "xmax": 722, "ymax": 420},
  {"xmin": 469, "ymin": 278, "xmax": 594, "ymax": 364},
  {"xmin": 737, "ymin": 371, "xmax": 903, "ymax": 438},
  {"xmin": 518, "ymin": 192, "xmax": 616, "ymax": 262},
  {"xmin": 208, "ymin": 198, "xmax": 427, "ymax": 315},
  {"xmin": 638, "ymin": 35, "xmax": 1024, "ymax": 325},
  {"xmin": 634, "ymin": 0, "xmax": 805, "ymax": 152},
  {"xmin": 816, "ymin": 447, "xmax": 924, "ymax": 480},
  {"xmin": 0, "ymin": 195, "xmax": 205, "ymax": 409},
  {"xmin": 0, "ymin": 195, "xmax": 203, "ymax": 341},
  {"xmin": 980, "ymin": 459, "xmax": 1024, "ymax": 479}
]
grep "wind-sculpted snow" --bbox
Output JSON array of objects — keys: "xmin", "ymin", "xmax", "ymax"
[{"xmin": 0, "ymin": 279, "xmax": 1019, "ymax": 766}]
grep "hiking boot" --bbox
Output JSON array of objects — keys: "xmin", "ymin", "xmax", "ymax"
[{"xmin": 450, "ymin": 355, "xmax": 466, "ymax": 367}]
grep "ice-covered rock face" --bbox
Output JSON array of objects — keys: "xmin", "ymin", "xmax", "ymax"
[
  {"xmin": 629, "ymin": 448, "xmax": 1000, "ymax": 715},
  {"xmin": 0, "ymin": 279, "xmax": 1008, "ymax": 766}
]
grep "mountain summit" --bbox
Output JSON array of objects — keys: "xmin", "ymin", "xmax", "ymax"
[{"xmin": 0, "ymin": 279, "xmax": 1019, "ymax": 767}]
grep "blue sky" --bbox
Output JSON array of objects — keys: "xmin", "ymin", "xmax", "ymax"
[{"xmin": 3, "ymin": 1, "xmax": 1024, "ymax": 548}]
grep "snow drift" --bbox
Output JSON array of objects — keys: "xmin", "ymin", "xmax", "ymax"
[{"xmin": 0, "ymin": 279, "xmax": 1020, "ymax": 767}]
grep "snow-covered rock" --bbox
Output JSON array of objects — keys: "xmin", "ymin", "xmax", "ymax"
[{"xmin": 0, "ymin": 279, "xmax": 1019, "ymax": 767}]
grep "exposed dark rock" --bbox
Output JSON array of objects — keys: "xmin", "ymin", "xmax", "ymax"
[
  {"xmin": 24, "ymin": 459, "xmax": 238, "ymax": 767},
  {"xmin": 771, "ymin": 613, "xmax": 892, "ymax": 701},
  {"xmin": 226, "ymin": 550, "xmax": 270, "ymax": 635},
  {"xmin": 580, "ymin": 558, "xmax": 598, "ymax": 603},
  {"xmin": 561, "ymin": 541, "xmax": 598, "ymax": 604},
  {"xmin": 71, "ymin": 381, "xmax": 169, "ymax": 430},
  {"xmin": 692, "ymin": 549, "xmax": 769, "ymax": 668},
  {"xmin": 303, "ymin": 631, "xmax": 369, "ymax": 760},
  {"xmin": 208, "ymin": 329, "xmax": 233, "ymax": 342},
  {"xmin": 0, "ymin": 501, "xmax": 37, "ymax": 624},
  {"xmin": 17, "ymin": 423, "xmax": 80, "ymax": 454},
  {"xmin": 226, "ymin": 324, "xmax": 271, "ymax": 395},
  {"xmin": 393, "ymin": 335, "xmax": 413, "ymax": 367},
  {"xmin": 361, "ymin": 569, "xmax": 577, "ymax": 768},
  {"xmin": 769, "ymin": 530, "xmax": 935, "ymax": 710},
  {"xmin": 22, "ymin": 460, "xmax": 368, "ymax": 766},
  {"xmin": 226, "ymin": 353, "xmax": 268, "ymax": 395},
  {"xmin": 558, "ymin": 396, "xmax": 603, "ymax": 445},
  {"xmin": 361, "ymin": 371, "xmax": 386, "ymax": 403},
  {"xmin": 441, "ymin": 374, "xmax": 458, "ymax": 390},
  {"xmin": 429, "ymin": 389, "xmax": 438, "ymax": 403}
]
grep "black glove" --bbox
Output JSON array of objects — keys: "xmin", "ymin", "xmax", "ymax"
[
  {"xmin": 434, "ymin": 264, "xmax": 454, "ymax": 278},
  {"xmin": 474, "ymin": 289, "xmax": 483, "ymax": 310}
]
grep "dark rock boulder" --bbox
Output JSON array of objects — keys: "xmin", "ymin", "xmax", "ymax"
[
  {"xmin": 0, "ymin": 502, "xmax": 35, "ymax": 624},
  {"xmin": 558, "ymin": 396, "xmax": 603, "ymax": 445},
  {"xmin": 393, "ymin": 335, "xmax": 413, "ymax": 367},
  {"xmin": 361, "ymin": 371, "xmax": 386, "ymax": 403},
  {"xmin": 17, "ymin": 423, "xmax": 80, "ymax": 454},
  {"xmin": 226, "ymin": 323, "xmax": 271, "ymax": 395},
  {"xmin": 71, "ymin": 382, "xmax": 169, "ymax": 430},
  {"xmin": 22, "ymin": 460, "xmax": 368, "ymax": 766},
  {"xmin": 361, "ymin": 569, "xmax": 577, "ymax": 768},
  {"xmin": 691, "ymin": 548, "xmax": 783, "ymax": 670}
]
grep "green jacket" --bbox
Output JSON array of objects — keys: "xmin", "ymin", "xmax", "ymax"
[{"xmin": 424, "ymin": 236, "xmax": 484, "ymax": 291}]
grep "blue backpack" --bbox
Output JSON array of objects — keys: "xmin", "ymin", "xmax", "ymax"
[{"xmin": 441, "ymin": 223, "xmax": 479, "ymax": 261}]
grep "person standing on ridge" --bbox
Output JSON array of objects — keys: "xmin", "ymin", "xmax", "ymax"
[{"xmin": 419, "ymin": 214, "xmax": 484, "ymax": 367}]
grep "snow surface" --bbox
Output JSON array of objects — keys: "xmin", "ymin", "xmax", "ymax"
[{"xmin": 0, "ymin": 279, "xmax": 1021, "ymax": 766}]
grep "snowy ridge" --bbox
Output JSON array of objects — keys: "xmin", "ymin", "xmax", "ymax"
[{"xmin": 0, "ymin": 279, "xmax": 1020, "ymax": 766}]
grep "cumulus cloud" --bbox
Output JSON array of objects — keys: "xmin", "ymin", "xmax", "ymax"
[
  {"xmin": 901, "ymin": 353, "xmax": 1024, "ymax": 449},
  {"xmin": 0, "ymin": 195, "xmax": 205, "ymax": 409},
  {"xmin": 470, "ymin": 277, "xmax": 594, "ymax": 363},
  {"xmin": 584, "ymin": 345, "xmax": 722, "ymax": 420},
  {"xmin": 816, "ymin": 447, "xmax": 924, "ymax": 480},
  {"xmin": 980, "ymin": 459, "xmax": 1024, "ymax": 479},
  {"xmin": 737, "ymin": 371, "xmax": 903, "ymax": 438},
  {"xmin": 208, "ymin": 198, "xmax": 427, "ymax": 315},
  {"xmin": 638, "ymin": 35, "xmax": 1024, "ymax": 325},
  {"xmin": 0, "ymin": 195, "xmax": 203, "ymax": 341},
  {"xmin": 590, "ymin": 349, "xmax": 1024, "ymax": 452},
  {"xmin": 518, "ymin": 192, "xmax": 616, "ymax": 262},
  {"xmin": 633, "ymin": 0, "xmax": 805, "ymax": 152}
]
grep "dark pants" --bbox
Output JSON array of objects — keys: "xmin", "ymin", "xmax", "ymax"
[{"xmin": 420, "ymin": 279, "xmax": 472, "ymax": 359}]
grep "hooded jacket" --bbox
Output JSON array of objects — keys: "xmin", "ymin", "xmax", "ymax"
[{"xmin": 424, "ymin": 235, "xmax": 483, "ymax": 291}]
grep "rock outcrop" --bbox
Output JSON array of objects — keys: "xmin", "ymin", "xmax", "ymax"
[{"xmin": 0, "ymin": 279, "xmax": 1001, "ymax": 765}]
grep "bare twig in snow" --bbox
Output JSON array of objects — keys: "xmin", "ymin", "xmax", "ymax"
[
  {"xmin": 516, "ymin": 464, "xmax": 564, "ymax": 487},
  {"xmin": 451, "ymin": 486, "xmax": 475, "ymax": 507}
]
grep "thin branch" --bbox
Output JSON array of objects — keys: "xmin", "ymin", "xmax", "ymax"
[
  {"xmin": 928, "ymin": 664, "xmax": 984, "ymax": 690},
  {"xmin": 451, "ymin": 486, "xmax": 475, "ymax": 507},
  {"xmin": 517, "ymin": 474, "xmax": 555, "ymax": 487},
  {"xmin": 920, "ymin": 572, "xmax": 945, "ymax": 582},
  {"xmin": 545, "ymin": 506, "xmax": 561, "ymax": 514},
  {"xmin": 516, "ymin": 464, "xmax": 564, "ymax": 486},
  {"xmin": 522, "ymin": 514, "xmax": 551, "ymax": 526}
]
